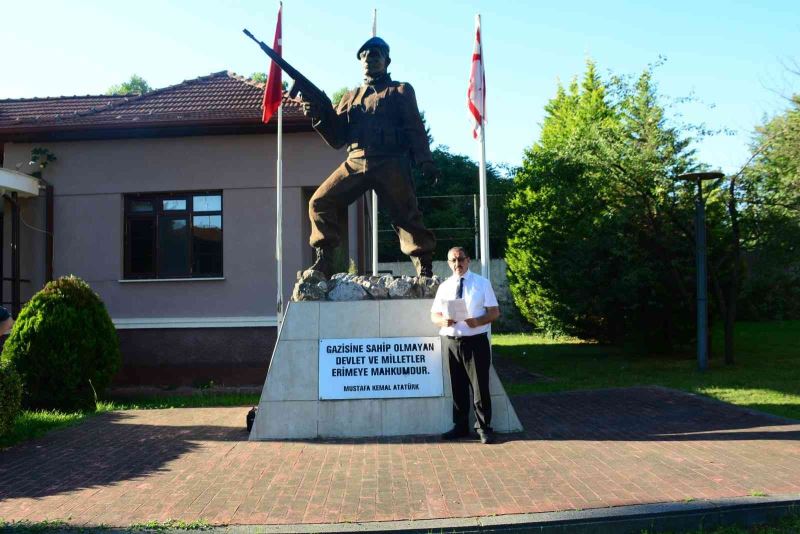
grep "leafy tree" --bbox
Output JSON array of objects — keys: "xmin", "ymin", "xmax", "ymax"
[
  {"xmin": 106, "ymin": 74, "xmax": 151, "ymax": 96},
  {"xmin": 735, "ymin": 93, "xmax": 800, "ymax": 321},
  {"xmin": 745, "ymin": 95, "xmax": 800, "ymax": 215},
  {"xmin": 612, "ymin": 68, "xmax": 709, "ymax": 348},
  {"xmin": 249, "ymin": 72, "xmax": 289, "ymax": 91},
  {"xmin": 331, "ymin": 87, "xmax": 351, "ymax": 107},
  {"xmin": 250, "ymin": 72, "xmax": 267, "ymax": 84},
  {"xmin": 506, "ymin": 60, "xmax": 704, "ymax": 348}
]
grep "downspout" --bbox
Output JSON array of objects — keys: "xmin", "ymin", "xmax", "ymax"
[
  {"xmin": 11, "ymin": 192, "xmax": 19, "ymax": 317},
  {"xmin": 31, "ymin": 173, "xmax": 54, "ymax": 284},
  {"xmin": 45, "ymin": 182, "xmax": 53, "ymax": 282}
]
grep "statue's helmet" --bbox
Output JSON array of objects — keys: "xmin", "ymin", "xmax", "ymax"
[{"xmin": 356, "ymin": 37, "xmax": 390, "ymax": 60}]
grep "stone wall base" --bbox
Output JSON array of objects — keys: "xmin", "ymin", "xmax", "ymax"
[{"xmin": 114, "ymin": 327, "xmax": 276, "ymax": 387}]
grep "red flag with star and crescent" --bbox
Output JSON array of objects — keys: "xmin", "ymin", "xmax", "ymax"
[
  {"xmin": 262, "ymin": 3, "xmax": 283, "ymax": 123},
  {"xmin": 467, "ymin": 15, "xmax": 485, "ymax": 139}
]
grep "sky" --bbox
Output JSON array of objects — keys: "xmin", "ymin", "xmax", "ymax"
[{"xmin": 1, "ymin": 0, "xmax": 798, "ymax": 174}]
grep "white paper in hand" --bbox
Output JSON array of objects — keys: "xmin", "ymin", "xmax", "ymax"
[{"xmin": 444, "ymin": 299, "xmax": 468, "ymax": 322}]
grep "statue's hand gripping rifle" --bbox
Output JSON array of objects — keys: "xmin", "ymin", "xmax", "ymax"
[{"xmin": 243, "ymin": 28, "xmax": 333, "ymax": 115}]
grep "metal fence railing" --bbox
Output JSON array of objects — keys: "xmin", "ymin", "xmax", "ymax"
[{"xmin": 377, "ymin": 193, "xmax": 510, "ymax": 262}]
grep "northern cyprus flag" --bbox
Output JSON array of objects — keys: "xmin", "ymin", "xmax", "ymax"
[{"xmin": 467, "ymin": 14, "xmax": 486, "ymax": 139}]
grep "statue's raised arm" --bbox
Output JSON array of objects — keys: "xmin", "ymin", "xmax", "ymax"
[{"xmin": 243, "ymin": 29, "xmax": 333, "ymax": 118}]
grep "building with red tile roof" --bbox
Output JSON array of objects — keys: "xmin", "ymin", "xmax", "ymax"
[
  {"xmin": 0, "ymin": 71, "xmax": 362, "ymax": 387},
  {"xmin": 0, "ymin": 71, "xmax": 309, "ymax": 142}
]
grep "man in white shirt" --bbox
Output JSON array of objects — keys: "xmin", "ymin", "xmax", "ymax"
[{"xmin": 430, "ymin": 247, "xmax": 500, "ymax": 444}]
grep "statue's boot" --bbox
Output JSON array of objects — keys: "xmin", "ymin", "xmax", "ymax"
[
  {"xmin": 309, "ymin": 246, "xmax": 334, "ymax": 279},
  {"xmin": 411, "ymin": 253, "xmax": 434, "ymax": 278}
]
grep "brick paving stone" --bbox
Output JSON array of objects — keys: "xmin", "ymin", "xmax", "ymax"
[{"xmin": 2, "ymin": 387, "xmax": 800, "ymax": 528}]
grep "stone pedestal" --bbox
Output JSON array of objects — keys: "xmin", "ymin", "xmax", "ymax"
[{"xmin": 249, "ymin": 299, "xmax": 523, "ymax": 440}]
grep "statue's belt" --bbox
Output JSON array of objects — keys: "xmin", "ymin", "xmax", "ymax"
[{"xmin": 346, "ymin": 143, "xmax": 407, "ymax": 156}]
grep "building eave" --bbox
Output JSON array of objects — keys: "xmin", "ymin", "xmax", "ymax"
[
  {"xmin": 0, "ymin": 116, "xmax": 314, "ymax": 143},
  {"xmin": 0, "ymin": 168, "xmax": 40, "ymax": 198}
]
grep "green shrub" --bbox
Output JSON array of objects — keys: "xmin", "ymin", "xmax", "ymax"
[
  {"xmin": 0, "ymin": 360, "xmax": 22, "ymax": 437},
  {"xmin": 1, "ymin": 276, "xmax": 121, "ymax": 412}
]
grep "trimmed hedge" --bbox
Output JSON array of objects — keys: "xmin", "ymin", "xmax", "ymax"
[
  {"xmin": 1, "ymin": 276, "xmax": 121, "ymax": 412},
  {"xmin": 0, "ymin": 360, "xmax": 22, "ymax": 437}
]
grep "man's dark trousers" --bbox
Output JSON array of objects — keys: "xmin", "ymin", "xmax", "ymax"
[{"xmin": 444, "ymin": 333, "xmax": 492, "ymax": 431}]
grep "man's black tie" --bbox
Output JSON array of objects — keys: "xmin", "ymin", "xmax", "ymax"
[{"xmin": 456, "ymin": 277, "xmax": 464, "ymax": 299}]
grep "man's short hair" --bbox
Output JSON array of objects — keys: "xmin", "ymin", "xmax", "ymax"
[{"xmin": 447, "ymin": 246, "xmax": 469, "ymax": 259}]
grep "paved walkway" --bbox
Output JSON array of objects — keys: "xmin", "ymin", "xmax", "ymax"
[{"xmin": 1, "ymin": 387, "xmax": 800, "ymax": 529}]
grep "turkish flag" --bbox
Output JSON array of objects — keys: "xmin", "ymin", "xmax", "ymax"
[
  {"xmin": 467, "ymin": 15, "xmax": 485, "ymax": 139},
  {"xmin": 262, "ymin": 3, "xmax": 282, "ymax": 123}
]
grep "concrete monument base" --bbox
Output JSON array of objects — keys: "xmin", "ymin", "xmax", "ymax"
[{"xmin": 249, "ymin": 299, "xmax": 522, "ymax": 440}]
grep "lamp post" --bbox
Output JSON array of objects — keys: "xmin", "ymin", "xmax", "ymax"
[{"xmin": 677, "ymin": 171, "xmax": 724, "ymax": 371}]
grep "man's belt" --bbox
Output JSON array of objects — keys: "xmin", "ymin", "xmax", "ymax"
[{"xmin": 445, "ymin": 332, "xmax": 488, "ymax": 341}]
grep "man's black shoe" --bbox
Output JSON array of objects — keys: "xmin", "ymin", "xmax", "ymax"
[
  {"xmin": 441, "ymin": 427, "xmax": 470, "ymax": 441},
  {"xmin": 477, "ymin": 428, "xmax": 495, "ymax": 444}
]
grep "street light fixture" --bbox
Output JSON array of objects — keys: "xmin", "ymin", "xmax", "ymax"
[{"xmin": 676, "ymin": 171, "xmax": 724, "ymax": 371}]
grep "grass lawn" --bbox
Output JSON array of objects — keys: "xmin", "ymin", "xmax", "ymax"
[
  {"xmin": 657, "ymin": 514, "xmax": 800, "ymax": 533},
  {"xmin": 494, "ymin": 320, "xmax": 800, "ymax": 420},
  {"xmin": 0, "ymin": 392, "xmax": 260, "ymax": 449},
  {"xmin": 653, "ymin": 513, "xmax": 800, "ymax": 533}
]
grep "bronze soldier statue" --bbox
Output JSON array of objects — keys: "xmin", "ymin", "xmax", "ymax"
[{"xmin": 302, "ymin": 36, "xmax": 438, "ymax": 278}]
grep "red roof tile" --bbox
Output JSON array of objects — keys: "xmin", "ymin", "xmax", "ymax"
[
  {"xmin": 0, "ymin": 95, "xmax": 129, "ymax": 127},
  {"xmin": 0, "ymin": 71, "xmax": 307, "ymax": 134}
]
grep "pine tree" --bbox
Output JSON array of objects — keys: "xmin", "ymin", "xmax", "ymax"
[{"xmin": 507, "ymin": 61, "xmax": 703, "ymax": 348}]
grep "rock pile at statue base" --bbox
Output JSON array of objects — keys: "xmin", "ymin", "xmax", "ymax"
[{"xmin": 292, "ymin": 270, "xmax": 440, "ymax": 301}]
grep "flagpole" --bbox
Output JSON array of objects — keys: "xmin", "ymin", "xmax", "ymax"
[
  {"xmin": 276, "ymin": 98, "xmax": 284, "ymax": 325},
  {"xmin": 478, "ymin": 123, "xmax": 489, "ymax": 281},
  {"xmin": 371, "ymin": 8, "xmax": 379, "ymax": 276},
  {"xmin": 471, "ymin": 13, "xmax": 490, "ymax": 281},
  {"xmin": 275, "ymin": 2, "xmax": 284, "ymax": 326}
]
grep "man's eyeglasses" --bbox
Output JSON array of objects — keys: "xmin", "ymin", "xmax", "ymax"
[{"xmin": 448, "ymin": 256, "xmax": 468, "ymax": 264}]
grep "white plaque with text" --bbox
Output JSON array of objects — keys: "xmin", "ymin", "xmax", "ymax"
[{"xmin": 319, "ymin": 336, "xmax": 442, "ymax": 400}]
